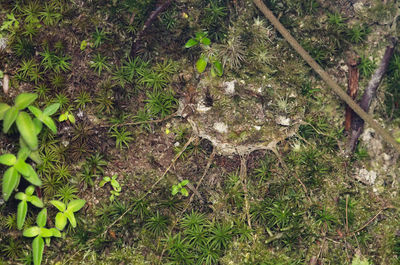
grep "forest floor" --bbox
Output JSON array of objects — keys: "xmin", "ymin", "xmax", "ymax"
[{"xmin": 1, "ymin": 0, "xmax": 400, "ymax": 264}]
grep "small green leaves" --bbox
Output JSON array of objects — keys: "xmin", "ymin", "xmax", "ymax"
[
  {"xmin": 23, "ymin": 226, "xmax": 40, "ymax": 237},
  {"xmin": 58, "ymin": 111, "xmax": 75, "ymax": 124},
  {"xmin": 185, "ymin": 39, "xmax": 198, "ymax": 48},
  {"xmin": 2, "ymin": 167, "xmax": 20, "ymax": 201},
  {"xmin": 99, "ymin": 174, "xmax": 121, "ymax": 201},
  {"xmin": 32, "ymin": 235, "xmax": 44, "ymax": 265},
  {"xmin": 200, "ymin": 37, "xmax": 211, "ymax": 46},
  {"xmin": 15, "ymin": 93, "xmax": 38, "ymax": 110},
  {"xmin": 171, "ymin": 180, "xmax": 189, "ymax": 197},
  {"xmin": 67, "ymin": 199, "xmax": 86, "ymax": 212},
  {"xmin": 185, "ymin": 32, "xmax": 223, "ymax": 76},
  {"xmin": 0, "ymin": 153, "xmax": 17, "ymax": 166},
  {"xmin": 28, "ymin": 105, "xmax": 58, "ymax": 133},
  {"xmin": 16, "ymin": 111, "xmax": 38, "ymax": 150},
  {"xmin": 55, "ymin": 212, "xmax": 67, "ymax": 230},
  {"xmin": 211, "ymin": 60, "xmax": 223, "ymax": 77},
  {"xmin": 0, "ymin": 103, "xmax": 10, "ymax": 120},
  {"xmin": 3, "ymin": 106, "xmax": 18, "ymax": 133},
  {"xmin": 43, "ymin": 103, "xmax": 60, "ymax": 116},
  {"xmin": 196, "ymin": 56, "xmax": 208, "ymax": 73},
  {"xmin": 15, "ymin": 185, "xmax": 44, "ymax": 229},
  {"xmin": 50, "ymin": 199, "xmax": 86, "ymax": 230},
  {"xmin": 17, "ymin": 200, "xmax": 28, "ymax": 230},
  {"xmin": 80, "ymin": 40, "xmax": 88, "ymax": 51},
  {"xmin": 36, "ymin": 208, "xmax": 47, "ymax": 227},
  {"xmin": 50, "ymin": 200, "xmax": 66, "ymax": 212}
]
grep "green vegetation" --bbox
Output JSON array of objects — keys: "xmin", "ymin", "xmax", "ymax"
[{"xmin": 0, "ymin": 1, "xmax": 399, "ymax": 265}]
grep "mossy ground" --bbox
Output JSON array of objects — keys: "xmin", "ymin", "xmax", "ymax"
[{"xmin": 0, "ymin": 0, "xmax": 400, "ymax": 264}]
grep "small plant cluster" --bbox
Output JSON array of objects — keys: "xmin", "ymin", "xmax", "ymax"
[
  {"xmin": 185, "ymin": 32, "xmax": 223, "ymax": 77},
  {"xmin": 162, "ymin": 212, "xmax": 244, "ymax": 265},
  {"xmin": 99, "ymin": 174, "xmax": 122, "ymax": 201},
  {"xmin": 0, "ymin": 93, "xmax": 86, "ymax": 265}
]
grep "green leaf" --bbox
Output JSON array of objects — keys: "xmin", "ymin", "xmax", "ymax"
[
  {"xmin": 67, "ymin": 199, "xmax": 86, "ymax": 212},
  {"xmin": 28, "ymin": 106, "xmax": 43, "ymax": 120},
  {"xmin": 213, "ymin": 61, "xmax": 223, "ymax": 76},
  {"xmin": 23, "ymin": 226, "xmax": 40, "ymax": 237},
  {"xmin": 14, "ymin": 159, "xmax": 30, "ymax": 176},
  {"xmin": 43, "ymin": 103, "xmax": 60, "ymax": 116},
  {"xmin": 41, "ymin": 116, "xmax": 57, "ymax": 133},
  {"xmin": 50, "ymin": 200, "xmax": 66, "ymax": 212},
  {"xmin": 196, "ymin": 56, "xmax": 207, "ymax": 73},
  {"xmin": 180, "ymin": 180, "xmax": 189, "ymax": 186},
  {"xmin": 99, "ymin": 180, "xmax": 107, "ymax": 187},
  {"xmin": 0, "ymin": 103, "xmax": 10, "ymax": 120},
  {"xmin": 55, "ymin": 212, "xmax": 67, "ymax": 230},
  {"xmin": 2, "ymin": 167, "xmax": 19, "ymax": 201},
  {"xmin": 80, "ymin": 40, "xmax": 88, "ymax": 51},
  {"xmin": 184, "ymin": 39, "xmax": 198, "ymax": 48},
  {"xmin": 172, "ymin": 185, "xmax": 179, "ymax": 195},
  {"xmin": 68, "ymin": 114, "xmax": 75, "ymax": 124},
  {"xmin": 0, "ymin": 153, "xmax": 16, "ymax": 166},
  {"xmin": 200, "ymin": 37, "xmax": 211, "ymax": 46},
  {"xmin": 15, "ymin": 93, "xmax": 38, "ymax": 110},
  {"xmin": 39, "ymin": 227, "xmax": 53, "ymax": 237},
  {"xmin": 17, "ymin": 200, "xmax": 28, "ymax": 230},
  {"xmin": 17, "ymin": 147, "xmax": 31, "ymax": 161},
  {"xmin": 25, "ymin": 185, "xmax": 35, "ymax": 196},
  {"xmin": 16, "ymin": 111, "xmax": 38, "ymax": 150},
  {"xmin": 32, "ymin": 118, "xmax": 43, "ymax": 135},
  {"xmin": 180, "ymin": 188, "xmax": 189, "ymax": 197},
  {"xmin": 22, "ymin": 164, "xmax": 41, "ymax": 186},
  {"xmin": 351, "ymin": 254, "xmax": 370, "ymax": 265},
  {"xmin": 195, "ymin": 32, "xmax": 207, "ymax": 40},
  {"xmin": 3, "ymin": 106, "xmax": 18, "ymax": 133},
  {"xmin": 32, "ymin": 236, "xmax": 44, "ymax": 265},
  {"xmin": 30, "ymin": 196, "xmax": 44, "ymax": 208},
  {"xmin": 29, "ymin": 150, "xmax": 42, "ymax": 165},
  {"xmin": 58, "ymin": 113, "xmax": 67, "ymax": 122},
  {"xmin": 50, "ymin": 228, "xmax": 61, "ymax": 237},
  {"xmin": 15, "ymin": 191, "xmax": 26, "ymax": 201},
  {"xmin": 64, "ymin": 210, "xmax": 77, "ymax": 227},
  {"xmin": 36, "ymin": 209, "xmax": 47, "ymax": 227}
]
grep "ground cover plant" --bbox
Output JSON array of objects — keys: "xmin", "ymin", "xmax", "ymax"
[{"xmin": 0, "ymin": 0, "xmax": 400, "ymax": 264}]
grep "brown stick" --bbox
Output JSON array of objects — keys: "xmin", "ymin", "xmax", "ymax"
[
  {"xmin": 348, "ymin": 40, "xmax": 397, "ymax": 152},
  {"xmin": 345, "ymin": 56, "xmax": 359, "ymax": 131},
  {"xmin": 252, "ymin": 0, "xmax": 400, "ymax": 153},
  {"xmin": 130, "ymin": 0, "xmax": 173, "ymax": 57}
]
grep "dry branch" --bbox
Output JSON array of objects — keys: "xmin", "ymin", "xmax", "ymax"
[
  {"xmin": 348, "ymin": 39, "xmax": 397, "ymax": 152},
  {"xmin": 130, "ymin": 0, "xmax": 173, "ymax": 57}
]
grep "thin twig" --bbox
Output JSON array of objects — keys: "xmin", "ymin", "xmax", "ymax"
[
  {"xmin": 130, "ymin": 0, "xmax": 173, "ymax": 57},
  {"xmin": 345, "ymin": 194, "xmax": 349, "ymax": 234},
  {"xmin": 348, "ymin": 40, "xmax": 397, "ymax": 152},
  {"xmin": 349, "ymin": 209, "xmax": 384, "ymax": 236}
]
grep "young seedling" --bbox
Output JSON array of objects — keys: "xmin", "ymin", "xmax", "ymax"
[
  {"xmin": 99, "ymin": 174, "xmax": 121, "ymax": 201},
  {"xmin": 0, "ymin": 147, "xmax": 42, "ymax": 201},
  {"xmin": 171, "ymin": 180, "xmax": 189, "ymax": 197},
  {"xmin": 15, "ymin": 185, "xmax": 44, "ymax": 230},
  {"xmin": 50, "ymin": 199, "xmax": 86, "ymax": 230},
  {"xmin": 58, "ymin": 111, "xmax": 75, "ymax": 124},
  {"xmin": 184, "ymin": 32, "xmax": 223, "ymax": 77},
  {"xmin": 23, "ymin": 209, "xmax": 61, "ymax": 265}
]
